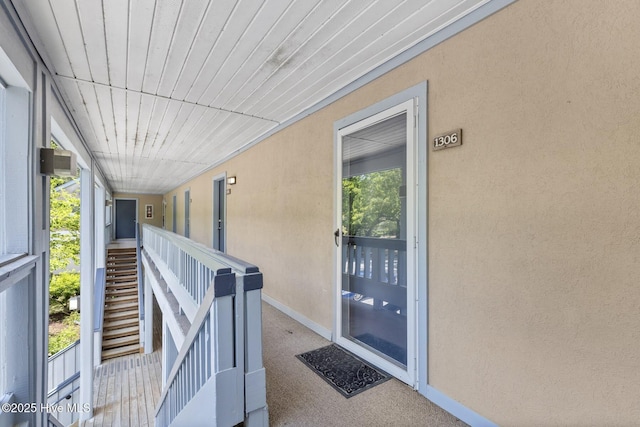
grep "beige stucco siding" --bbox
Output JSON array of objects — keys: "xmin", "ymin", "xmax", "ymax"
[{"xmin": 165, "ymin": 1, "xmax": 640, "ymax": 424}]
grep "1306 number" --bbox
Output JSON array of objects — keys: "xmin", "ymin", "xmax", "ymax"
[{"xmin": 433, "ymin": 129, "xmax": 462, "ymax": 150}]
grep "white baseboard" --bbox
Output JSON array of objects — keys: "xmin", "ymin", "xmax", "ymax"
[
  {"xmin": 426, "ymin": 385, "xmax": 498, "ymax": 427},
  {"xmin": 261, "ymin": 294, "xmax": 332, "ymax": 341}
]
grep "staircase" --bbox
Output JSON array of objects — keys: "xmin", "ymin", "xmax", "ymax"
[{"xmin": 102, "ymin": 247, "xmax": 140, "ymax": 360}]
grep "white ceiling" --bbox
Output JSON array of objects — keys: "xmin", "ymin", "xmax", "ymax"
[{"xmin": 13, "ymin": 0, "xmax": 490, "ymax": 194}]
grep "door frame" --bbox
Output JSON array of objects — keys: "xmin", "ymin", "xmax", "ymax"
[
  {"xmin": 333, "ymin": 82, "xmax": 428, "ymax": 393},
  {"xmin": 184, "ymin": 188, "xmax": 191, "ymax": 238},
  {"xmin": 113, "ymin": 197, "xmax": 138, "ymax": 240},
  {"xmin": 172, "ymin": 195, "xmax": 177, "ymax": 233},
  {"xmin": 212, "ymin": 173, "xmax": 227, "ymax": 252}
]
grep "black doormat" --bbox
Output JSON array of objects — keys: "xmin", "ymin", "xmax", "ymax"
[{"xmin": 296, "ymin": 344, "xmax": 391, "ymax": 398}]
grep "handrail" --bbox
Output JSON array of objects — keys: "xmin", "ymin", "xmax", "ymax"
[
  {"xmin": 342, "ymin": 235, "xmax": 406, "ymax": 250},
  {"xmin": 47, "ymin": 414, "xmax": 65, "ymax": 427},
  {"xmin": 144, "ymin": 224, "xmax": 267, "ymax": 426},
  {"xmin": 154, "ymin": 268, "xmax": 235, "ymax": 423},
  {"xmin": 47, "ymin": 339, "xmax": 80, "ymax": 363},
  {"xmin": 143, "ymin": 224, "xmax": 258, "ymax": 277},
  {"xmin": 47, "ymin": 372, "xmax": 80, "ymax": 400},
  {"xmin": 142, "ymin": 225, "xmax": 243, "ymax": 316},
  {"xmin": 0, "ymin": 254, "xmax": 38, "ymax": 294},
  {"xmin": 342, "ymin": 234, "xmax": 407, "ymax": 287},
  {"xmin": 46, "ymin": 370, "xmax": 81, "ymax": 426},
  {"xmin": 93, "ymin": 268, "xmax": 105, "ymax": 332},
  {"xmin": 136, "ymin": 222, "xmax": 144, "ymax": 320},
  {"xmin": 47, "ymin": 339, "xmax": 80, "ymax": 395}
]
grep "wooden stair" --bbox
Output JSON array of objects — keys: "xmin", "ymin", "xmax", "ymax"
[{"xmin": 102, "ymin": 247, "xmax": 140, "ymax": 361}]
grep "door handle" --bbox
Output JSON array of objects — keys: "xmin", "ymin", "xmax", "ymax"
[{"xmin": 334, "ymin": 229, "xmax": 340, "ymax": 247}]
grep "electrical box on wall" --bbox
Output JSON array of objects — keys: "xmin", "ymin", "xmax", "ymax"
[{"xmin": 40, "ymin": 147, "xmax": 77, "ymax": 176}]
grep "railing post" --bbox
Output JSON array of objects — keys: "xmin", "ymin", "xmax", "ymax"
[
  {"xmin": 143, "ymin": 225, "xmax": 267, "ymax": 426},
  {"xmin": 243, "ymin": 271, "xmax": 269, "ymax": 427}
]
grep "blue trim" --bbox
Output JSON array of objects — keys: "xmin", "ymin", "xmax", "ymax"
[
  {"xmin": 47, "ymin": 339, "xmax": 80, "ymax": 362},
  {"xmin": 93, "ymin": 268, "xmax": 105, "ymax": 332},
  {"xmin": 417, "ymin": 82, "xmax": 429, "ymax": 397},
  {"xmin": 136, "ymin": 222, "xmax": 144, "ymax": 320},
  {"xmin": 47, "ymin": 371, "xmax": 80, "ymax": 398},
  {"xmin": 182, "ymin": 0, "xmax": 517, "ymax": 187},
  {"xmin": 426, "ymin": 385, "xmax": 498, "ymax": 427}
]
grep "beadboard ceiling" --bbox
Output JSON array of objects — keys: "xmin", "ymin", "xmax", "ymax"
[{"xmin": 13, "ymin": 0, "xmax": 489, "ymax": 194}]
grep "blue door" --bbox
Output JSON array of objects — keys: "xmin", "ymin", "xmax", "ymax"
[{"xmin": 115, "ymin": 199, "xmax": 136, "ymax": 239}]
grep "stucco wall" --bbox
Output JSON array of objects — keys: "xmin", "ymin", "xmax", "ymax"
[{"xmin": 165, "ymin": 1, "xmax": 640, "ymax": 424}]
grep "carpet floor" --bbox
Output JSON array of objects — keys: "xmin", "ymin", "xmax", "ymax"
[{"xmin": 262, "ymin": 301, "xmax": 469, "ymax": 427}]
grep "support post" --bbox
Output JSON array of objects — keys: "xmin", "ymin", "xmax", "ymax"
[
  {"xmin": 144, "ymin": 269, "xmax": 153, "ymax": 353},
  {"xmin": 79, "ymin": 165, "xmax": 95, "ymax": 421}
]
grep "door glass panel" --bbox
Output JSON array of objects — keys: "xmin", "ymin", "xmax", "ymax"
[{"xmin": 341, "ymin": 113, "xmax": 408, "ymax": 367}]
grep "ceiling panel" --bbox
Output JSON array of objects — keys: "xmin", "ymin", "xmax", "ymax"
[
  {"xmin": 127, "ymin": 0, "xmax": 156, "ymax": 92},
  {"xmin": 141, "ymin": 0, "xmax": 183, "ymax": 95},
  {"xmin": 13, "ymin": 0, "xmax": 491, "ymax": 194}
]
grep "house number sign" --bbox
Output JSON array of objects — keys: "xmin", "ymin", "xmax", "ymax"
[{"xmin": 433, "ymin": 129, "xmax": 462, "ymax": 151}]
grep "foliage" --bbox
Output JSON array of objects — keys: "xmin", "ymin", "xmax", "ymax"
[
  {"xmin": 49, "ymin": 272, "xmax": 80, "ymax": 315},
  {"xmin": 50, "ymin": 174, "xmax": 80, "ymax": 272},
  {"xmin": 48, "ymin": 311, "xmax": 80, "ymax": 356},
  {"xmin": 342, "ymin": 168, "xmax": 402, "ymax": 237}
]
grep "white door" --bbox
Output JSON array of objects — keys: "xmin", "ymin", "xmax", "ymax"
[{"xmin": 335, "ymin": 99, "xmax": 416, "ymax": 385}]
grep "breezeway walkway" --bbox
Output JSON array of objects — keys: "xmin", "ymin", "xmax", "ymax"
[{"xmin": 84, "ymin": 300, "xmax": 466, "ymax": 426}]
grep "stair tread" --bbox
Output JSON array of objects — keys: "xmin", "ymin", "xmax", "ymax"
[
  {"xmin": 106, "ymin": 267, "xmax": 138, "ymax": 277},
  {"xmin": 106, "ymin": 287, "xmax": 137, "ymax": 293},
  {"xmin": 106, "ymin": 282, "xmax": 137, "ymax": 287},
  {"xmin": 104, "ymin": 310, "xmax": 138, "ymax": 321},
  {"xmin": 104, "ymin": 302, "xmax": 139, "ymax": 312},
  {"xmin": 104, "ymin": 295, "xmax": 138, "ymax": 303},
  {"xmin": 104, "ymin": 307, "xmax": 138, "ymax": 314},
  {"xmin": 105, "ymin": 293, "xmax": 137, "ymax": 299},
  {"xmin": 102, "ymin": 334, "xmax": 139, "ymax": 348},
  {"xmin": 106, "ymin": 286, "xmax": 138, "ymax": 293},
  {"xmin": 107, "ymin": 274, "xmax": 138, "ymax": 283},
  {"xmin": 103, "ymin": 325, "xmax": 139, "ymax": 337},
  {"xmin": 107, "ymin": 269, "xmax": 138, "ymax": 277},
  {"xmin": 106, "ymin": 281, "xmax": 136, "ymax": 285},
  {"xmin": 102, "ymin": 344, "xmax": 139, "ymax": 360},
  {"xmin": 103, "ymin": 318, "xmax": 138, "ymax": 328}
]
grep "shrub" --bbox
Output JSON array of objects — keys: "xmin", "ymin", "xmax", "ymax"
[{"xmin": 49, "ymin": 272, "xmax": 80, "ymax": 315}]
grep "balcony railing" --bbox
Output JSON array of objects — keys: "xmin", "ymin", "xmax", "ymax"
[
  {"xmin": 141, "ymin": 225, "xmax": 268, "ymax": 427},
  {"xmin": 46, "ymin": 339, "xmax": 81, "ymax": 426},
  {"xmin": 342, "ymin": 235, "xmax": 407, "ymax": 308}
]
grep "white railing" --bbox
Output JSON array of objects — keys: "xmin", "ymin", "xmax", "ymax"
[
  {"xmin": 46, "ymin": 371, "xmax": 81, "ymax": 426},
  {"xmin": 46, "ymin": 339, "xmax": 82, "ymax": 426},
  {"xmin": 142, "ymin": 225, "xmax": 268, "ymax": 427},
  {"xmin": 143, "ymin": 227, "xmax": 219, "ymax": 321},
  {"xmin": 48, "ymin": 339, "xmax": 81, "ymax": 393}
]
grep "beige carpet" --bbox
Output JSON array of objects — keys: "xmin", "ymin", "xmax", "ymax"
[{"xmin": 262, "ymin": 301, "xmax": 468, "ymax": 427}]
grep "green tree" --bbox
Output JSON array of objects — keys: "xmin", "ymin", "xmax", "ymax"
[
  {"xmin": 49, "ymin": 142, "xmax": 80, "ymax": 315},
  {"xmin": 342, "ymin": 168, "xmax": 402, "ymax": 237},
  {"xmin": 49, "ymin": 272, "xmax": 80, "ymax": 315},
  {"xmin": 50, "ymin": 175, "xmax": 80, "ymax": 272}
]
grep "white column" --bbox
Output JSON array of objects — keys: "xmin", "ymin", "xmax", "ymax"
[
  {"xmin": 94, "ymin": 186, "xmax": 105, "ymax": 367},
  {"xmin": 94, "ymin": 186, "xmax": 105, "ymax": 269},
  {"xmin": 79, "ymin": 164, "xmax": 95, "ymax": 421},
  {"xmin": 144, "ymin": 270, "xmax": 153, "ymax": 353}
]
